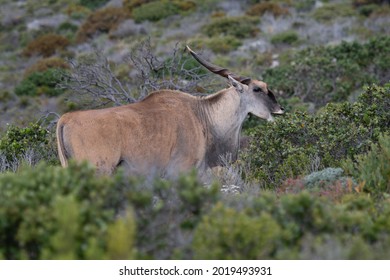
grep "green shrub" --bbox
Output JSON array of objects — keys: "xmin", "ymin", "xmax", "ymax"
[
  {"xmin": 132, "ymin": 1, "xmax": 178, "ymax": 22},
  {"xmin": 242, "ymin": 84, "xmax": 390, "ymax": 188},
  {"xmin": 79, "ymin": 0, "xmax": 110, "ymax": 10},
  {"xmin": 1, "ymin": 161, "xmax": 390, "ymax": 260},
  {"xmin": 202, "ymin": 35, "xmax": 242, "ymax": 54},
  {"xmin": 193, "ymin": 202, "xmax": 281, "ymax": 259},
  {"xmin": 357, "ymin": 4, "xmax": 380, "ymax": 16},
  {"xmin": 57, "ymin": 22, "xmax": 79, "ymax": 39},
  {"xmin": 58, "ymin": 22, "xmax": 79, "ymax": 33},
  {"xmin": 271, "ymin": 31, "xmax": 299, "ymax": 45},
  {"xmin": 264, "ymin": 36, "xmax": 390, "ymax": 107},
  {"xmin": 193, "ymin": 192, "xmax": 390, "ymax": 259},
  {"xmin": 127, "ymin": 171, "xmax": 219, "ymax": 259},
  {"xmin": 0, "ymin": 162, "xmax": 219, "ymax": 260},
  {"xmin": 0, "ymin": 123, "xmax": 57, "ymax": 167},
  {"xmin": 202, "ymin": 16, "xmax": 259, "ymax": 39},
  {"xmin": 65, "ymin": 3, "xmax": 91, "ymax": 19},
  {"xmin": 292, "ymin": 0, "xmax": 316, "ymax": 11},
  {"xmin": 132, "ymin": 0, "xmax": 196, "ymax": 23},
  {"xmin": 15, "ymin": 69, "xmax": 64, "ymax": 97},
  {"xmin": 311, "ymin": 3, "xmax": 357, "ymax": 22},
  {"xmin": 76, "ymin": 7, "xmax": 129, "ymax": 42},
  {"xmin": 343, "ymin": 133, "xmax": 390, "ymax": 198},
  {"xmin": 0, "ymin": 162, "xmax": 134, "ymax": 259},
  {"xmin": 23, "ymin": 34, "xmax": 70, "ymax": 58}
]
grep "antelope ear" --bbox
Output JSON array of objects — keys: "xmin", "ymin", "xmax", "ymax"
[{"xmin": 228, "ymin": 75, "xmax": 244, "ymax": 93}]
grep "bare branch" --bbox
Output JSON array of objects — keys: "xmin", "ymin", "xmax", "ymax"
[
  {"xmin": 60, "ymin": 40, "xmax": 214, "ymax": 109},
  {"xmin": 59, "ymin": 51, "xmax": 136, "ymax": 107}
]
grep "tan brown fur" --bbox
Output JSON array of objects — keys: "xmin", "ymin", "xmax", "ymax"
[{"xmin": 57, "ymin": 48, "xmax": 284, "ymax": 177}]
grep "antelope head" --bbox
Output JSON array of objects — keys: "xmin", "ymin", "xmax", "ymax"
[{"xmin": 187, "ymin": 46, "xmax": 284, "ymax": 121}]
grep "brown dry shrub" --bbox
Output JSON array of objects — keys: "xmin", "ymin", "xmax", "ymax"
[
  {"xmin": 24, "ymin": 57, "xmax": 70, "ymax": 77},
  {"xmin": 23, "ymin": 34, "xmax": 70, "ymax": 58},
  {"xmin": 76, "ymin": 7, "xmax": 130, "ymax": 42},
  {"xmin": 246, "ymin": 2, "xmax": 290, "ymax": 17}
]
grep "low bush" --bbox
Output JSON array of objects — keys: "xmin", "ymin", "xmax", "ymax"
[
  {"xmin": 271, "ymin": 31, "xmax": 299, "ymax": 45},
  {"xmin": 132, "ymin": 0, "xmax": 196, "ymax": 23},
  {"xmin": 15, "ymin": 69, "xmax": 64, "ymax": 97},
  {"xmin": 202, "ymin": 16, "xmax": 260, "ymax": 39},
  {"xmin": 23, "ymin": 34, "xmax": 69, "ymax": 58},
  {"xmin": 0, "ymin": 162, "xmax": 134, "ymax": 259},
  {"xmin": 242, "ymin": 84, "xmax": 390, "ymax": 188},
  {"xmin": 263, "ymin": 36, "xmax": 390, "ymax": 107},
  {"xmin": 76, "ymin": 7, "xmax": 129, "ymax": 42},
  {"xmin": 0, "ymin": 123, "xmax": 57, "ymax": 170},
  {"xmin": 199, "ymin": 35, "xmax": 242, "ymax": 54},
  {"xmin": 57, "ymin": 22, "xmax": 79, "ymax": 39},
  {"xmin": 79, "ymin": 0, "xmax": 110, "ymax": 10},
  {"xmin": 193, "ymin": 202, "xmax": 281, "ymax": 259},
  {"xmin": 311, "ymin": 3, "xmax": 357, "ymax": 22},
  {"xmin": 1, "ymin": 160, "xmax": 389, "ymax": 260},
  {"xmin": 343, "ymin": 133, "xmax": 390, "ymax": 198},
  {"xmin": 127, "ymin": 171, "xmax": 219, "ymax": 259},
  {"xmin": 292, "ymin": 0, "xmax": 316, "ymax": 11},
  {"xmin": 58, "ymin": 22, "xmax": 79, "ymax": 34},
  {"xmin": 0, "ymin": 162, "xmax": 219, "ymax": 259},
  {"xmin": 65, "ymin": 3, "xmax": 91, "ymax": 19},
  {"xmin": 132, "ymin": 1, "xmax": 179, "ymax": 22},
  {"xmin": 357, "ymin": 3, "xmax": 381, "ymax": 16},
  {"xmin": 193, "ymin": 192, "xmax": 390, "ymax": 259}
]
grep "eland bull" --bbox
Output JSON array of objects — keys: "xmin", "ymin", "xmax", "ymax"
[{"xmin": 56, "ymin": 46, "xmax": 284, "ymax": 177}]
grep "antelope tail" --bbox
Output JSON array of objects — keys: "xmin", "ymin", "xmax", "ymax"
[{"xmin": 56, "ymin": 121, "xmax": 69, "ymax": 167}]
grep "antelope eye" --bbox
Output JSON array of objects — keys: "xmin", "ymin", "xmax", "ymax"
[{"xmin": 253, "ymin": 87, "xmax": 262, "ymax": 93}]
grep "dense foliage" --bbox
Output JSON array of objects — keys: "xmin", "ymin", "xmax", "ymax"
[
  {"xmin": 0, "ymin": 163, "xmax": 218, "ymax": 259},
  {"xmin": 0, "ymin": 123, "xmax": 57, "ymax": 168},
  {"xmin": 0, "ymin": 157, "xmax": 389, "ymax": 259},
  {"xmin": 242, "ymin": 84, "xmax": 390, "ymax": 188},
  {"xmin": 264, "ymin": 36, "xmax": 390, "ymax": 108},
  {"xmin": 343, "ymin": 133, "xmax": 390, "ymax": 197},
  {"xmin": 79, "ymin": 0, "xmax": 110, "ymax": 10},
  {"xmin": 194, "ymin": 191, "xmax": 390, "ymax": 259},
  {"xmin": 0, "ymin": 163, "xmax": 134, "ymax": 259},
  {"xmin": 14, "ymin": 69, "xmax": 64, "ymax": 97},
  {"xmin": 132, "ymin": 0, "xmax": 196, "ymax": 23},
  {"xmin": 202, "ymin": 16, "xmax": 259, "ymax": 39}
]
